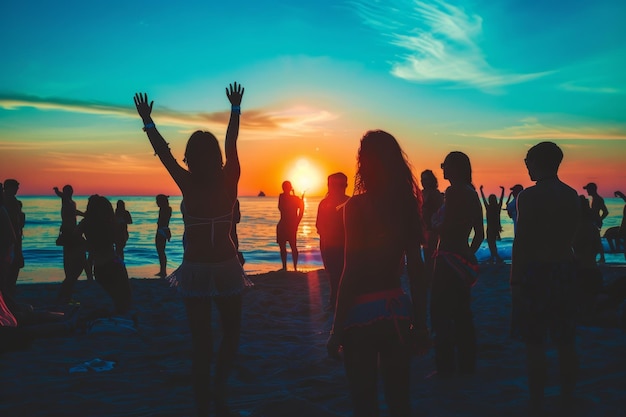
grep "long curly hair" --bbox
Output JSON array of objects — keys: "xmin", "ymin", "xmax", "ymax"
[{"xmin": 354, "ymin": 130, "xmax": 423, "ymax": 244}]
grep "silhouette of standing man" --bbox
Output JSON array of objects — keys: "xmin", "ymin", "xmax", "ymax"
[
  {"xmin": 277, "ymin": 181, "xmax": 304, "ymax": 271},
  {"xmin": 511, "ymin": 141, "xmax": 580, "ymax": 414},
  {"xmin": 316, "ymin": 172, "xmax": 349, "ymax": 308}
]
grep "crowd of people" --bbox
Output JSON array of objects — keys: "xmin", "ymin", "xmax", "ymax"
[{"xmin": 1, "ymin": 81, "xmax": 625, "ymax": 417}]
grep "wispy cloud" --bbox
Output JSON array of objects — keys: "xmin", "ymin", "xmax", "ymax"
[
  {"xmin": 559, "ymin": 82, "xmax": 622, "ymax": 95},
  {"xmin": 472, "ymin": 117, "xmax": 626, "ymax": 140},
  {"xmin": 0, "ymin": 94, "xmax": 337, "ymax": 136},
  {"xmin": 352, "ymin": 0, "xmax": 550, "ymax": 91}
]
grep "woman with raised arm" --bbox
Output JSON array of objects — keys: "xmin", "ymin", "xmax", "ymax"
[
  {"xmin": 134, "ymin": 83, "xmax": 246, "ymax": 417},
  {"xmin": 327, "ymin": 130, "xmax": 429, "ymax": 417},
  {"xmin": 479, "ymin": 185, "xmax": 505, "ymax": 264}
]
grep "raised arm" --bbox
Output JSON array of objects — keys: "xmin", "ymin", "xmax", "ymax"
[
  {"xmin": 479, "ymin": 185, "xmax": 488, "ymax": 207},
  {"xmin": 498, "ymin": 186, "xmax": 505, "ymax": 207},
  {"xmin": 615, "ymin": 191, "xmax": 626, "ymax": 202},
  {"xmin": 223, "ymin": 82, "xmax": 244, "ymax": 186},
  {"xmin": 53, "ymin": 187, "xmax": 63, "ymax": 198},
  {"xmin": 134, "ymin": 93, "xmax": 187, "ymax": 186}
]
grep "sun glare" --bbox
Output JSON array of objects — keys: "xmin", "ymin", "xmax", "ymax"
[{"xmin": 286, "ymin": 158, "xmax": 324, "ymax": 196}]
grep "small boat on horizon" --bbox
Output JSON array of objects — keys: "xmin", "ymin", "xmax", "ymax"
[{"xmin": 257, "ymin": 191, "xmax": 266, "ymax": 197}]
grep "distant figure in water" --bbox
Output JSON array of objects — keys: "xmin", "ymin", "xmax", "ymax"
[
  {"xmin": 327, "ymin": 130, "xmax": 429, "ymax": 417},
  {"xmin": 81, "ymin": 194, "xmax": 132, "ymax": 314},
  {"xmin": 155, "ymin": 194, "xmax": 172, "ymax": 277},
  {"xmin": 114, "ymin": 200, "xmax": 133, "ymax": 261},
  {"xmin": 53, "ymin": 185, "xmax": 87, "ymax": 304},
  {"xmin": 134, "ymin": 82, "xmax": 247, "ymax": 417},
  {"xmin": 511, "ymin": 141, "xmax": 580, "ymax": 414},
  {"xmin": 316, "ymin": 172, "xmax": 349, "ymax": 308},
  {"xmin": 583, "ymin": 182, "xmax": 608, "ymax": 263},
  {"xmin": 505, "ymin": 184, "xmax": 524, "ymax": 235},
  {"xmin": 431, "ymin": 152, "xmax": 484, "ymax": 377},
  {"xmin": 614, "ymin": 190, "xmax": 626, "ymax": 260},
  {"xmin": 276, "ymin": 180, "xmax": 304, "ymax": 271},
  {"xmin": 480, "ymin": 185, "xmax": 505, "ymax": 264},
  {"xmin": 420, "ymin": 169, "xmax": 444, "ymax": 283}
]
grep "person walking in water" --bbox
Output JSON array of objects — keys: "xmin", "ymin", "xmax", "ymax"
[
  {"xmin": 480, "ymin": 185, "xmax": 505, "ymax": 264},
  {"xmin": 276, "ymin": 180, "xmax": 304, "ymax": 271},
  {"xmin": 155, "ymin": 194, "xmax": 172, "ymax": 277},
  {"xmin": 583, "ymin": 182, "xmax": 608, "ymax": 263},
  {"xmin": 430, "ymin": 152, "xmax": 484, "ymax": 377},
  {"xmin": 114, "ymin": 200, "xmax": 133, "ymax": 260},
  {"xmin": 53, "ymin": 185, "xmax": 87, "ymax": 303},
  {"xmin": 327, "ymin": 130, "xmax": 429, "ymax": 417},
  {"xmin": 134, "ymin": 82, "xmax": 247, "ymax": 417},
  {"xmin": 511, "ymin": 141, "xmax": 580, "ymax": 414},
  {"xmin": 316, "ymin": 172, "xmax": 349, "ymax": 308}
]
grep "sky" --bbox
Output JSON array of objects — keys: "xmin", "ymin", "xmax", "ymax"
[{"xmin": 1, "ymin": 0, "xmax": 625, "ymax": 197}]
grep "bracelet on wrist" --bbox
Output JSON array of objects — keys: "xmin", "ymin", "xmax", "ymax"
[
  {"xmin": 231, "ymin": 105, "xmax": 241, "ymax": 115},
  {"xmin": 143, "ymin": 122, "xmax": 155, "ymax": 131}
]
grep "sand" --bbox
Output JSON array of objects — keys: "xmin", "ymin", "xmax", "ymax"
[{"xmin": 1, "ymin": 264, "xmax": 625, "ymax": 417}]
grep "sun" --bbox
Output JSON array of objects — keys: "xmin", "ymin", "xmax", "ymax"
[{"xmin": 286, "ymin": 158, "xmax": 324, "ymax": 197}]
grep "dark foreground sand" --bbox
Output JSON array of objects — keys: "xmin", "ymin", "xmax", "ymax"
[{"xmin": 1, "ymin": 265, "xmax": 625, "ymax": 417}]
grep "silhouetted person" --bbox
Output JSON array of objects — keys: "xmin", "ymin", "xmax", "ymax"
[
  {"xmin": 2, "ymin": 179, "xmax": 25, "ymax": 310},
  {"xmin": 511, "ymin": 141, "xmax": 580, "ymax": 414},
  {"xmin": 505, "ymin": 184, "xmax": 524, "ymax": 234},
  {"xmin": 583, "ymin": 182, "xmax": 608, "ymax": 263},
  {"xmin": 327, "ymin": 130, "xmax": 429, "ymax": 417},
  {"xmin": 430, "ymin": 152, "xmax": 484, "ymax": 377},
  {"xmin": 316, "ymin": 172, "xmax": 349, "ymax": 308},
  {"xmin": 420, "ymin": 169, "xmax": 444, "ymax": 283},
  {"xmin": 573, "ymin": 196, "xmax": 603, "ymax": 320},
  {"xmin": 134, "ymin": 82, "xmax": 246, "ymax": 417},
  {"xmin": 53, "ymin": 185, "xmax": 87, "ymax": 304},
  {"xmin": 480, "ymin": 185, "xmax": 505, "ymax": 264},
  {"xmin": 81, "ymin": 195, "xmax": 132, "ymax": 314},
  {"xmin": 114, "ymin": 200, "xmax": 133, "ymax": 260},
  {"xmin": 231, "ymin": 199, "xmax": 245, "ymax": 265},
  {"xmin": 276, "ymin": 180, "xmax": 304, "ymax": 271},
  {"xmin": 0, "ymin": 183, "xmax": 17, "ymax": 315},
  {"xmin": 155, "ymin": 194, "xmax": 172, "ymax": 277},
  {"xmin": 615, "ymin": 190, "xmax": 626, "ymax": 260}
]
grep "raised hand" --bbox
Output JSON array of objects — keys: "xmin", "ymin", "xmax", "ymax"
[
  {"xmin": 133, "ymin": 93, "xmax": 154, "ymax": 122},
  {"xmin": 226, "ymin": 82, "xmax": 244, "ymax": 106}
]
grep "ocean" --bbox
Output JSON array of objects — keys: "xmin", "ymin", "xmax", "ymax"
[{"xmin": 14, "ymin": 195, "xmax": 626, "ymax": 284}]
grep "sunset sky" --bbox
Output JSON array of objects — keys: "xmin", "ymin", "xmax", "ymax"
[{"xmin": 1, "ymin": 0, "xmax": 625, "ymax": 197}]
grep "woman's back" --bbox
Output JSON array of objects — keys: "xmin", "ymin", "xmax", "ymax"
[
  {"xmin": 344, "ymin": 194, "xmax": 410, "ymax": 294},
  {"xmin": 181, "ymin": 181, "xmax": 237, "ymax": 263}
]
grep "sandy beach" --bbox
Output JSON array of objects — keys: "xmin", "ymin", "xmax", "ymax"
[{"xmin": 1, "ymin": 264, "xmax": 625, "ymax": 417}]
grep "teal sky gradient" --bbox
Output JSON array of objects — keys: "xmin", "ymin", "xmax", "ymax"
[{"xmin": 1, "ymin": 0, "xmax": 625, "ymax": 196}]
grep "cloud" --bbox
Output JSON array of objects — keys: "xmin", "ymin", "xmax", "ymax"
[
  {"xmin": 352, "ymin": 0, "xmax": 550, "ymax": 91},
  {"xmin": 0, "ymin": 94, "xmax": 337, "ymax": 136},
  {"xmin": 473, "ymin": 117, "xmax": 626, "ymax": 140},
  {"xmin": 559, "ymin": 82, "xmax": 622, "ymax": 95}
]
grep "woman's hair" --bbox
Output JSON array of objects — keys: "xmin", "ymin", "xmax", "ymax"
[
  {"xmin": 420, "ymin": 169, "xmax": 438, "ymax": 190},
  {"xmin": 488, "ymin": 194, "xmax": 497, "ymax": 205},
  {"xmin": 443, "ymin": 151, "xmax": 473, "ymax": 186},
  {"xmin": 184, "ymin": 131, "xmax": 225, "ymax": 181},
  {"xmin": 83, "ymin": 195, "xmax": 115, "ymax": 251},
  {"xmin": 354, "ymin": 130, "xmax": 423, "ymax": 244},
  {"xmin": 282, "ymin": 181, "xmax": 294, "ymax": 195}
]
